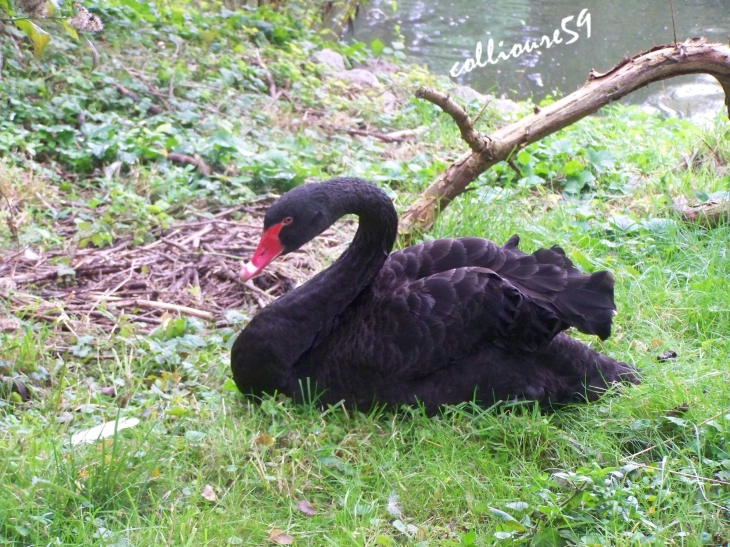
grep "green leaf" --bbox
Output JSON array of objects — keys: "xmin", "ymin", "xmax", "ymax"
[
  {"xmin": 586, "ymin": 148, "xmax": 616, "ymax": 173},
  {"xmin": 489, "ymin": 507, "xmax": 516, "ymax": 520},
  {"xmin": 489, "ymin": 507, "xmax": 527, "ymax": 532},
  {"xmin": 185, "ymin": 430, "xmax": 207, "ymax": 443},
  {"xmin": 561, "ymin": 159, "xmax": 584, "ymax": 177},
  {"xmin": 222, "ymin": 379, "xmax": 241, "ymax": 393},
  {"xmin": 14, "ymin": 19, "xmax": 51, "ymax": 57},
  {"xmin": 569, "ymin": 249, "xmax": 593, "ymax": 271},
  {"xmin": 608, "ymin": 214, "xmax": 640, "ymax": 232},
  {"xmin": 165, "ymin": 318, "xmax": 188, "ymax": 339},
  {"xmin": 536, "ymin": 504, "xmax": 561, "ymax": 518},
  {"xmin": 0, "ymin": 0, "xmax": 12, "ymax": 14},
  {"xmin": 532, "ymin": 528, "xmax": 568, "ymax": 547},
  {"xmin": 60, "ymin": 20, "xmax": 80, "ymax": 41},
  {"xmin": 665, "ymin": 416, "xmax": 688, "ymax": 427},
  {"xmin": 371, "ymin": 38, "xmax": 384, "ymax": 56},
  {"xmin": 119, "ymin": 0, "xmax": 152, "ymax": 16},
  {"xmin": 460, "ymin": 530, "xmax": 477, "ymax": 545},
  {"xmin": 562, "ymin": 178, "xmax": 580, "ymax": 195},
  {"xmin": 317, "ymin": 455, "xmax": 354, "ymax": 475},
  {"xmin": 165, "ymin": 406, "xmax": 190, "ymax": 417},
  {"xmin": 520, "ymin": 174, "xmax": 544, "ymax": 187},
  {"xmin": 375, "ymin": 536, "xmax": 395, "ymax": 547},
  {"xmin": 577, "ymin": 169, "xmax": 595, "ymax": 186},
  {"xmin": 517, "ymin": 150, "xmax": 531, "ymax": 165}
]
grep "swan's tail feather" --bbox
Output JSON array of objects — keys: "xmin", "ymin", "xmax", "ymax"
[
  {"xmin": 499, "ymin": 236, "xmax": 617, "ymax": 341},
  {"xmin": 555, "ymin": 270, "xmax": 616, "ymax": 341}
]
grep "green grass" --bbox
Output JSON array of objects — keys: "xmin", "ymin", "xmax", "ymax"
[
  {"xmin": 2, "ymin": 0, "xmax": 730, "ymax": 545},
  {"xmin": 3, "ymin": 114, "xmax": 730, "ymax": 544}
]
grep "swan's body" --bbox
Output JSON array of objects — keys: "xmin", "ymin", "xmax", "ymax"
[{"xmin": 231, "ymin": 178, "xmax": 638, "ymax": 412}]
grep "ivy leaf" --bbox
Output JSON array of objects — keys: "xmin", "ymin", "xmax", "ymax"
[{"xmin": 14, "ymin": 20, "xmax": 51, "ymax": 57}]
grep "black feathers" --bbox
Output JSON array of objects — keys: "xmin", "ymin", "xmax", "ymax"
[{"xmin": 231, "ymin": 178, "xmax": 639, "ymax": 412}]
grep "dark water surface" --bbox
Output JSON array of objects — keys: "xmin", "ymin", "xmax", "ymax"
[{"xmin": 352, "ymin": 0, "xmax": 729, "ymax": 114}]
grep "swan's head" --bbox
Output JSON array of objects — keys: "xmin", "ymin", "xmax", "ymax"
[{"xmin": 240, "ymin": 183, "xmax": 333, "ymax": 281}]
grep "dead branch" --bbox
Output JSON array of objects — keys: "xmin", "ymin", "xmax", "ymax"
[
  {"xmin": 130, "ymin": 299, "xmax": 213, "ymax": 320},
  {"xmin": 253, "ymin": 49, "xmax": 277, "ymax": 98},
  {"xmin": 672, "ymin": 195, "xmax": 729, "ymax": 227},
  {"xmin": 415, "ymin": 88, "xmax": 489, "ymax": 153},
  {"xmin": 401, "ymin": 38, "xmax": 730, "ymax": 235},
  {"xmin": 341, "ymin": 126, "xmax": 427, "ymax": 143},
  {"xmin": 113, "ymin": 83, "xmax": 165, "ymax": 115},
  {"xmin": 166, "ymin": 153, "xmax": 212, "ymax": 176}
]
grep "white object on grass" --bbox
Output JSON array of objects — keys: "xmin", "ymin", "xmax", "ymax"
[{"xmin": 71, "ymin": 417, "xmax": 140, "ymax": 445}]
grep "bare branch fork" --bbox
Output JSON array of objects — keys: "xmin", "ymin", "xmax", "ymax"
[{"xmin": 400, "ymin": 38, "xmax": 730, "ymax": 235}]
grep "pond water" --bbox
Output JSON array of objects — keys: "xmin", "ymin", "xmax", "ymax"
[{"xmin": 351, "ymin": 0, "xmax": 729, "ymax": 119}]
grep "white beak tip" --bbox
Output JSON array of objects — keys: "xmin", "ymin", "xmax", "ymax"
[{"xmin": 240, "ymin": 261, "xmax": 260, "ymax": 281}]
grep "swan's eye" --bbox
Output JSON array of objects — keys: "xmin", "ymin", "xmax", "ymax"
[{"xmin": 282, "ymin": 216, "xmax": 293, "ymax": 225}]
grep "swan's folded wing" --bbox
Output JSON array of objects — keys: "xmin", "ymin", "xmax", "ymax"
[
  {"xmin": 369, "ymin": 267, "xmax": 566, "ymax": 380},
  {"xmin": 378, "ymin": 236, "xmax": 615, "ymax": 340},
  {"xmin": 378, "ymin": 237, "xmax": 506, "ymax": 284}
]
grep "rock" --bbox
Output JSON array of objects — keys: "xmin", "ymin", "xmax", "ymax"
[
  {"xmin": 643, "ymin": 75, "xmax": 725, "ymax": 122},
  {"xmin": 332, "ymin": 69, "xmax": 381, "ymax": 87},
  {"xmin": 448, "ymin": 86, "xmax": 523, "ymax": 116},
  {"xmin": 381, "ymin": 91, "xmax": 399, "ymax": 112},
  {"xmin": 449, "ymin": 85, "xmax": 489, "ymax": 103},
  {"xmin": 310, "ymin": 49, "xmax": 345, "ymax": 72},
  {"xmin": 355, "ymin": 58, "xmax": 400, "ymax": 74},
  {"xmin": 492, "ymin": 97, "xmax": 523, "ymax": 116}
]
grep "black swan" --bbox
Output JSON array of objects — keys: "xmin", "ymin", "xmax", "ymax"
[{"xmin": 231, "ymin": 177, "xmax": 639, "ymax": 412}]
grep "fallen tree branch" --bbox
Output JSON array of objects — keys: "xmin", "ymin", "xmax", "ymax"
[
  {"xmin": 672, "ymin": 195, "xmax": 730, "ymax": 227},
  {"xmin": 166, "ymin": 153, "xmax": 212, "ymax": 176},
  {"xmin": 113, "ymin": 83, "xmax": 165, "ymax": 115},
  {"xmin": 131, "ymin": 299, "xmax": 213, "ymax": 320},
  {"xmin": 414, "ymin": 87, "xmax": 488, "ymax": 153},
  {"xmin": 401, "ymin": 38, "xmax": 730, "ymax": 235},
  {"xmin": 253, "ymin": 48, "xmax": 277, "ymax": 98},
  {"xmin": 341, "ymin": 126, "xmax": 427, "ymax": 143}
]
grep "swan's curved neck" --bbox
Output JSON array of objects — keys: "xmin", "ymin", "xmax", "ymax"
[{"xmin": 232, "ymin": 179, "xmax": 397, "ymax": 394}]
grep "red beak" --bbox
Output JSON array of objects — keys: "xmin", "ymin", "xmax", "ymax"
[{"xmin": 240, "ymin": 223, "xmax": 284, "ymax": 281}]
